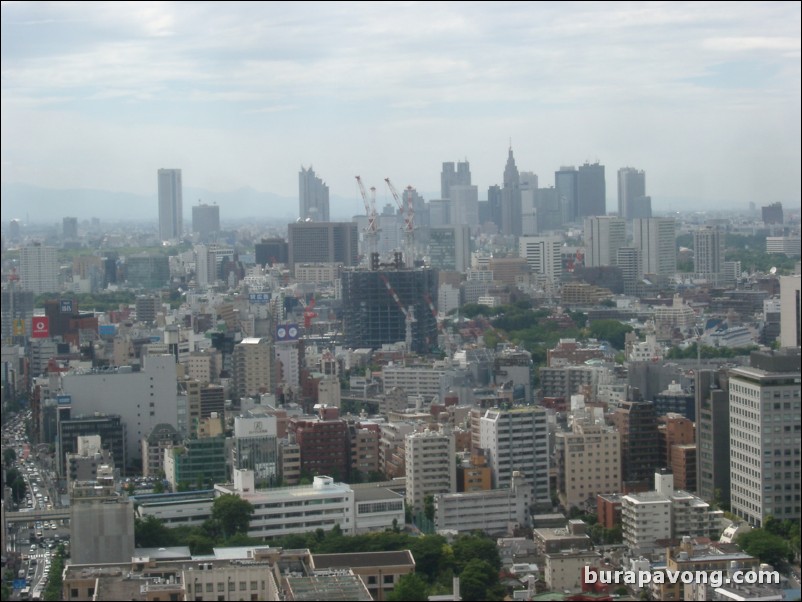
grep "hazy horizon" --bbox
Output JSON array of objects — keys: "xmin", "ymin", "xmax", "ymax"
[{"xmin": 2, "ymin": 2, "xmax": 800, "ymax": 216}]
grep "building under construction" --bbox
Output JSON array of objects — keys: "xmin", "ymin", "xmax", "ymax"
[{"xmin": 341, "ymin": 253, "xmax": 438, "ymax": 354}]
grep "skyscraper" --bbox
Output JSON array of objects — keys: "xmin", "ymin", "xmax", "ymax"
[
  {"xmin": 429, "ymin": 226, "xmax": 471, "ymax": 273},
  {"xmin": 518, "ymin": 236, "xmax": 563, "ymax": 286},
  {"xmin": 20, "ymin": 242, "xmax": 59, "ymax": 294},
  {"xmin": 500, "ymin": 147, "xmax": 522, "ymax": 236},
  {"xmin": 617, "ymin": 167, "xmax": 645, "ymax": 219},
  {"xmin": 449, "ymin": 184, "xmax": 479, "ymax": 227},
  {"xmin": 191, "ymin": 203, "xmax": 220, "ymax": 241},
  {"xmin": 584, "ymin": 216, "xmax": 626, "ymax": 268},
  {"xmin": 62, "ymin": 216, "xmax": 78, "ymax": 240},
  {"xmin": 577, "ymin": 162, "xmax": 606, "ymax": 218},
  {"xmin": 441, "ymin": 160, "xmax": 471, "ymax": 199},
  {"xmin": 555, "ymin": 166, "xmax": 579, "ymax": 224},
  {"xmin": 693, "ymin": 226, "xmax": 723, "ymax": 282},
  {"xmin": 299, "ymin": 166, "xmax": 330, "ymax": 222},
  {"xmin": 632, "ymin": 217, "xmax": 677, "ymax": 276},
  {"xmin": 158, "ymin": 168, "xmax": 183, "ymax": 241}
]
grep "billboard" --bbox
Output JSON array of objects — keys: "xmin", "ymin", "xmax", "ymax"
[
  {"xmin": 275, "ymin": 323, "xmax": 299, "ymax": 342},
  {"xmin": 31, "ymin": 317, "xmax": 50, "ymax": 338},
  {"xmin": 56, "ymin": 395, "xmax": 72, "ymax": 406},
  {"xmin": 249, "ymin": 292, "xmax": 271, "ymax": 304},
  {"xmin": 60, "ymin": 298, "xmax": 74, "ymax": 313}
]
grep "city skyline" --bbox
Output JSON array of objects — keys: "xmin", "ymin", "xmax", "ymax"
[{"xmin": 1, "ymin": 2, "xmax": 800, "ymax": 216}]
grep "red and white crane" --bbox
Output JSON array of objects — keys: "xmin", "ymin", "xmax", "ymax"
[
  {"xmin": 379, "ymin": 274, "xmax": 415, "ymax": 351},
  {"xmin": 423, "ymin": 292, "xmax": 453, "ymax": 357}
]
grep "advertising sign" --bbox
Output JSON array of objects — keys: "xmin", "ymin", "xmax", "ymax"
[
  {"xmin": 56, "ymin": 395, "xmax": 72, "ymax": 406},
  {"xmin": 249, "ymin": 292, "xmax": 271, "ymax": 304},
  {"xmin": 31, "ymin": 317, "xmax": 50, "ymax": 339},
  {"xmin": 60, "ymin": 299, "xmax": 74, "ymax": 313},
  {"xmin": 275, "ymin": 323, "xmax": 299, "ymax": 342}
]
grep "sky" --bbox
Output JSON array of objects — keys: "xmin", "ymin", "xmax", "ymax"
[{"xmin": 2, "ymin": 1, "xmax": 800, "ymax": 216}]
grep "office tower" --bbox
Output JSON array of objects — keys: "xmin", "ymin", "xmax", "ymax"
[
  {"xmin": 135, "ymin": 295, "xmax": 159, "ymax": 324},
  {"xmin": 762, "ymin": 202, "xmax": 783, "ymax": 225},
  {"xmin": 449, "ymin": 184, "xmax": 479, "ymax": 227},
  {"xmin": 289, "ymin": 407, "xmax": 350, "ymax": 481},
  {"xmin": 519, "ymin": 171, "xmax": 539, "ymax": 233},
  {"xmin": 62, "ymin": 216, "xmax": 78, "ymax": 240},
  {"xmin": 441, "ymin": 160, "xmax": 471, "ymax": 199},
  {"xmin": 125, "ymin": 253, "xmax": 170, "ymax": 289},
  {"xmin": 255, "ymin": 238, "xmax": 289, "ymax": 267},
  {"xmin": 577, "ymin": 162, "xmax": 606, "ymax": 218},
  {"xmin": 232, "ymin": 414, "xmax": 279, "ymax": 486},
  {"xmin": 694, "ymin": 370, "xmax": 730, "ymax": 504},
  {"xmin": 194, "ymin": 244, "xmax": 235, "ymax": 288},
  {"xmin": 629, "ymin": 196, "xmax": 652, "ymax": 220},
  {"xmin": 479, "ymin": 406, "xmax": 550, "ymax": 507},
  {"xmin": 299, "ymin": 165, "xmax": 330, "ymax": 222},
  {"xmin": 191, "ymin": 203, "xmax": 220, "ymax": 240},
  {"xmin": 429, "ymin": 226, "xmax": 471, "ymax": 273},
  {"xmin": 341, "ymin": 267, "xmax": 438, "ymax": 354},
  {"xmin": 729, "ymin": 350, "xmax": 801, "ymax": 526},
  {"xmin": 428, "ymin": 199, "xmax": 451, "ymax": 227},
  {"xmin": 501, "ymin": 147, "xmax": 522, "ymax": 236},
  {"xmin": 518, "ymin": 236, "xmax": 562, "ymax": 286},
  {"xmin": 287, "ymin": 222, "xmax": 359, "ymax": 269},
  {"xmin": 633, "ymin": 217, "xmax": 677, "ymax": 276},
  {"xmin": 555, "ymin": 166, "xmax": 579, "ymax": 224},
  {"xmin": 158, "ymin": 168, "xmax": 183, "ymax": 241},
  {"xmin": 617, "ymin": 167, "xmax": 645, "ymax": 219},
  {"xmin": 779, "ymin": 275, "xmax": 801, "ymax": 348},
  {"xmin": 8, "ymin": 219, "xmax": 21, "ymax": 242},
  {"xmin": 405, "ymin": 428, "xmax": 456, "ymax": 511},
  {"xmin": 57, "ymin": 414, "xmax": 126, "ymax": 478},
  {"xmin": 584, "ymin": 216, "xmax": 626, "ymax": 267},
  {"xmin": 1, "ymin": 289, "xmax": 34, "ymax": 340},
  {"xmin": 487, "ymin": 184, "xmax": 502, "ymax": 230},
  {"xmin": 611, "ymin": 401, "xmax": 659, "ymax": 490},
  {"xmin": 693, "ymin": 226, "xmax": 723, "ymax": 282},
  {"xmin": 19, "ymin": 242, "xmax": 59, "ymax": 294}
]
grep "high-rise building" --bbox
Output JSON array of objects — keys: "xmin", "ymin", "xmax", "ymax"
[
  {"xmin": 693, "ymin": 226, "xmax": 723, "ymax": 282},
  {"xmin": 479, "ymin": 406, "xmax": 550, "ymax": 507},
  {"xmin": 19, "ymin": 243, "xmax": 59, "ymax": 294},
  {"xmin": 441, "ymin": 161, "xmax": 471, "ymax": 199},
  {"xmin": 405, "ymin": 428, "xmax": 456, "ymax": 511},
  {"xmin": 555, "ymin": 166, "xmax": 579, "ymax": 224},
  {"xmin": 518, "ymin": 236, "xmax": 563, "ymax": 286},
  {"xmin": 449, "ymin": 184, "xmax": 479, "ymax": 227},
  {"xmin": 616, "ymin": 247, "xmax": 642, "ymax": 296},
  {"xmin": 191, "ymin": 203, "xmax": 220, "ymax": 240},
  {"xmin": 1, "ymin": 289, "xmax": 34, "ymax": 340},
  {"xmin": 761, "ymin": 202, "xmax": 784, "ymax": 225},
  {"xmin": 299, "ymin": 166, "xmax": 330, "ymax": 222},
  {"xmin": 779, "ymin": 275, "xmax": 801, "ymax": 348},
  {"xmin": 577, "ymin": 162, "xmax": 606, "ymax": 218},
  {"xmin": 288, "ymin": 222, "xmax": 358, "ymax": 269},
  {"xmin": 158, "ymin": 168, "xmax": 183, "ymax": 241},
  {"xmin": 429, "ymin": 226, "xmax": 471, "ymax": 273},
  {"xmin": 617, "ymin": 167, "xmax": 645, "ymax": 220},
  {"xmin": 255, "ymin": 238, "xmax": 289, "ymax": 267},
  {"xmin": 611, "ymin": 401, "xmax": 660, "ymax": 490},
  {"xmin": 487, "ymin": 184, "xmax": 502, "ymax": 229},
  {"xmin": 584, "ymin": 216, "xmax": 626, "ymax": 268},
  {"xmin": 232, "ymin": 338, "xmax": 274, "ymax": 400},
  {"xmin": 289, "ymin": 407, "xmax": 350, "ymax": 481},
  {"xmin": 728, "ymin": 350, "xmax": 801, "ymax": 526},
  {"xmin": 125, "ymin": 253, "xmax": 170, "ymax": 289},
  {"xmin": 63, "ymin": 216, "xmax": 78, "ymax": 240},
  {"xmin": 633, "ymin": 217, "xmax": 677, "ymax": 276},
  {"xmin": 500, "ymin": 148, "xmax": 522, "ymax": 236},
  {"xmin": 341, "ymin": 267, "xmax": 438, "ymax": 354}
]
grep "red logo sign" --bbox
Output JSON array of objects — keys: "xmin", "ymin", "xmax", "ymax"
[{"xmin": 32, "ymin": 317, "xmax": 50, "ymax": 338}]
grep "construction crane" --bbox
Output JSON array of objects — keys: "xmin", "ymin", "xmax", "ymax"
[
  {"xmin": 423, "ymin": 292, "xmax": 453, "ymax": 358},
  {"xmin": 379, "ymin": 273, "xmax": 415, "ymax": 351},
  {"xmin": 296, "ymin": 294, "xmax": 318, "ymax": 330},
  {"xmin": 384, "ymin": 178, "xmax": 416, "ymax": 268},
  {"xmin": 356, "ymin": 176, "xmax": 380, "ymax": 263}
]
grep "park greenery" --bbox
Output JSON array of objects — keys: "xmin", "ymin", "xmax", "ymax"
[
  {"xmin": 665, "ymin": 343, "xmax": 757, "ymax": 360},
  {"xmin": 737, "ymin": 518, "xmax": 800, "ymax": 569},
  {"xmin": 43, "ymin": 545, "xmax": 67, "ymax": 601}
]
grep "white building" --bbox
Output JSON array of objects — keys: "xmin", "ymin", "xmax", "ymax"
[
  {"xmin": 766, "ymin": 236, "xmax": 801, "ymax": 257},
  {"xmin": 693, "ymin": 226, "xmax": 723, "ymax": 282},
  {"xmin": 518, "ymin": 236, "xmax": 562, "ymax": 287},
  {"xmin": 382, "ymin": 365, "xmax": 446, "ymax": 401},
  {"xmin": 584, "ymin": 216, "xmax": 626, "ymax": 268},
  {"xmin": 779, "ymin": 275, "xmax": 801, "ymax": 348},
  {"xmin": 405, "ymin": 428, "xmax": 456, "ymax": 511},
  {"xmin": 479, "ymin": 406, "xmax": 550, "ymax": 507},
  {"xmin": 20, "ymin": 243, "xmax": 59, "ymax": 294},
  {"xmin": 61, "ymin": 355, "xmax": 180, "ymax": 467},
  {"xmin": 449, "ymin": 185, "xmax": 479, "ymax": 227},
  {"xmin": 435, "ymin": 471, "xmax": 529, "ymax": 535},
  {"xmin": 158, "ymin": 168, "xmax": 183, "ymax": 241},
  {"xmin": 632, "ymin": 217, "xmax": 676, "ymax": 276},
  {"xmin": 544, "ymin": 550, "xmax": 602, "ymax": 593}
]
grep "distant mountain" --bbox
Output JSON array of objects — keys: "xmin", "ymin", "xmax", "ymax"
[{"xmin": 1, "ymin": 182, "xmax": 366, "ymax": 223}]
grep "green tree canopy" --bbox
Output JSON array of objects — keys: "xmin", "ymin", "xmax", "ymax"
[
  {"xmin": 737, "ymin": 528, "xmax": 794, "ymax": 568},
  {"xmin": 387, "ymin": 573, "xmax": 429, "ymax": 601},
  {"xmin": 211, "ymin": 494, "xmax": 254, "ymax": 539}
]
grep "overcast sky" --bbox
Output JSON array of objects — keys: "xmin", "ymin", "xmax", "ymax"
[{"xmin": 2, "ymin": 1, "xmax": 800, "ymax": 213}]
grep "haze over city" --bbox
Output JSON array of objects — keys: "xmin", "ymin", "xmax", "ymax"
[{"xmin": 1, "ymin": 1, "xmax": 801, "ymax": 221}]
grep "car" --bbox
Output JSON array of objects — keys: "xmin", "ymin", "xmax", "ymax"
[{"xmin": 30, "ymin": 544, "xmax": 37, "ymax": 552}]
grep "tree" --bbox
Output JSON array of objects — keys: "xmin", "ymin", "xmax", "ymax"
[
  {"xmin": 424, "ymin": 494, "xmax": 435, "ymax": 522},
  {"xmin": 211, "ymin": 494, "xmax": 254, "ymax": 539},
  {"xmin": 738, "ymin": 529, "xmax": 793, "ymax": 568},
  {"xmin": 153, "ymin": 480, "xmax": 165, "ymax": 494},
  {"xmin": 387, "ymin": 573, "xmax": 428, "ymax": 601},
  {"xmin": 409, "ymin": 535, "xmax": 450, "ymax": 583},
  {"xmin": 452, "ymin": 535, "xmax": 501, "ymax": 573},
  {"xmin": 587, "ymin": 319, "xmax": 633, "ymax": 350},
  {"xmin": 459, "ymin": 558, "xmax": 499, "ymax": 601},
  {"xmin": 3, "ymin": 447, "xmax": 16, "ymax": 467},
  {"xmin": 135, "ymin": 516, "xmax": 175, "ymax": 548}
]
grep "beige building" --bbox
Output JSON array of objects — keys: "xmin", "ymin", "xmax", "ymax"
[
  {"xmin": 543, "ymin": 549, "xmax": 602, "ymax": 593},
  {"xmin": 556, "ymin": 418, "xmax": 621, "ymax": 510},
  {"xmin": 232, "ymin": 337, "xmax": 274, "ymax": 400}
]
